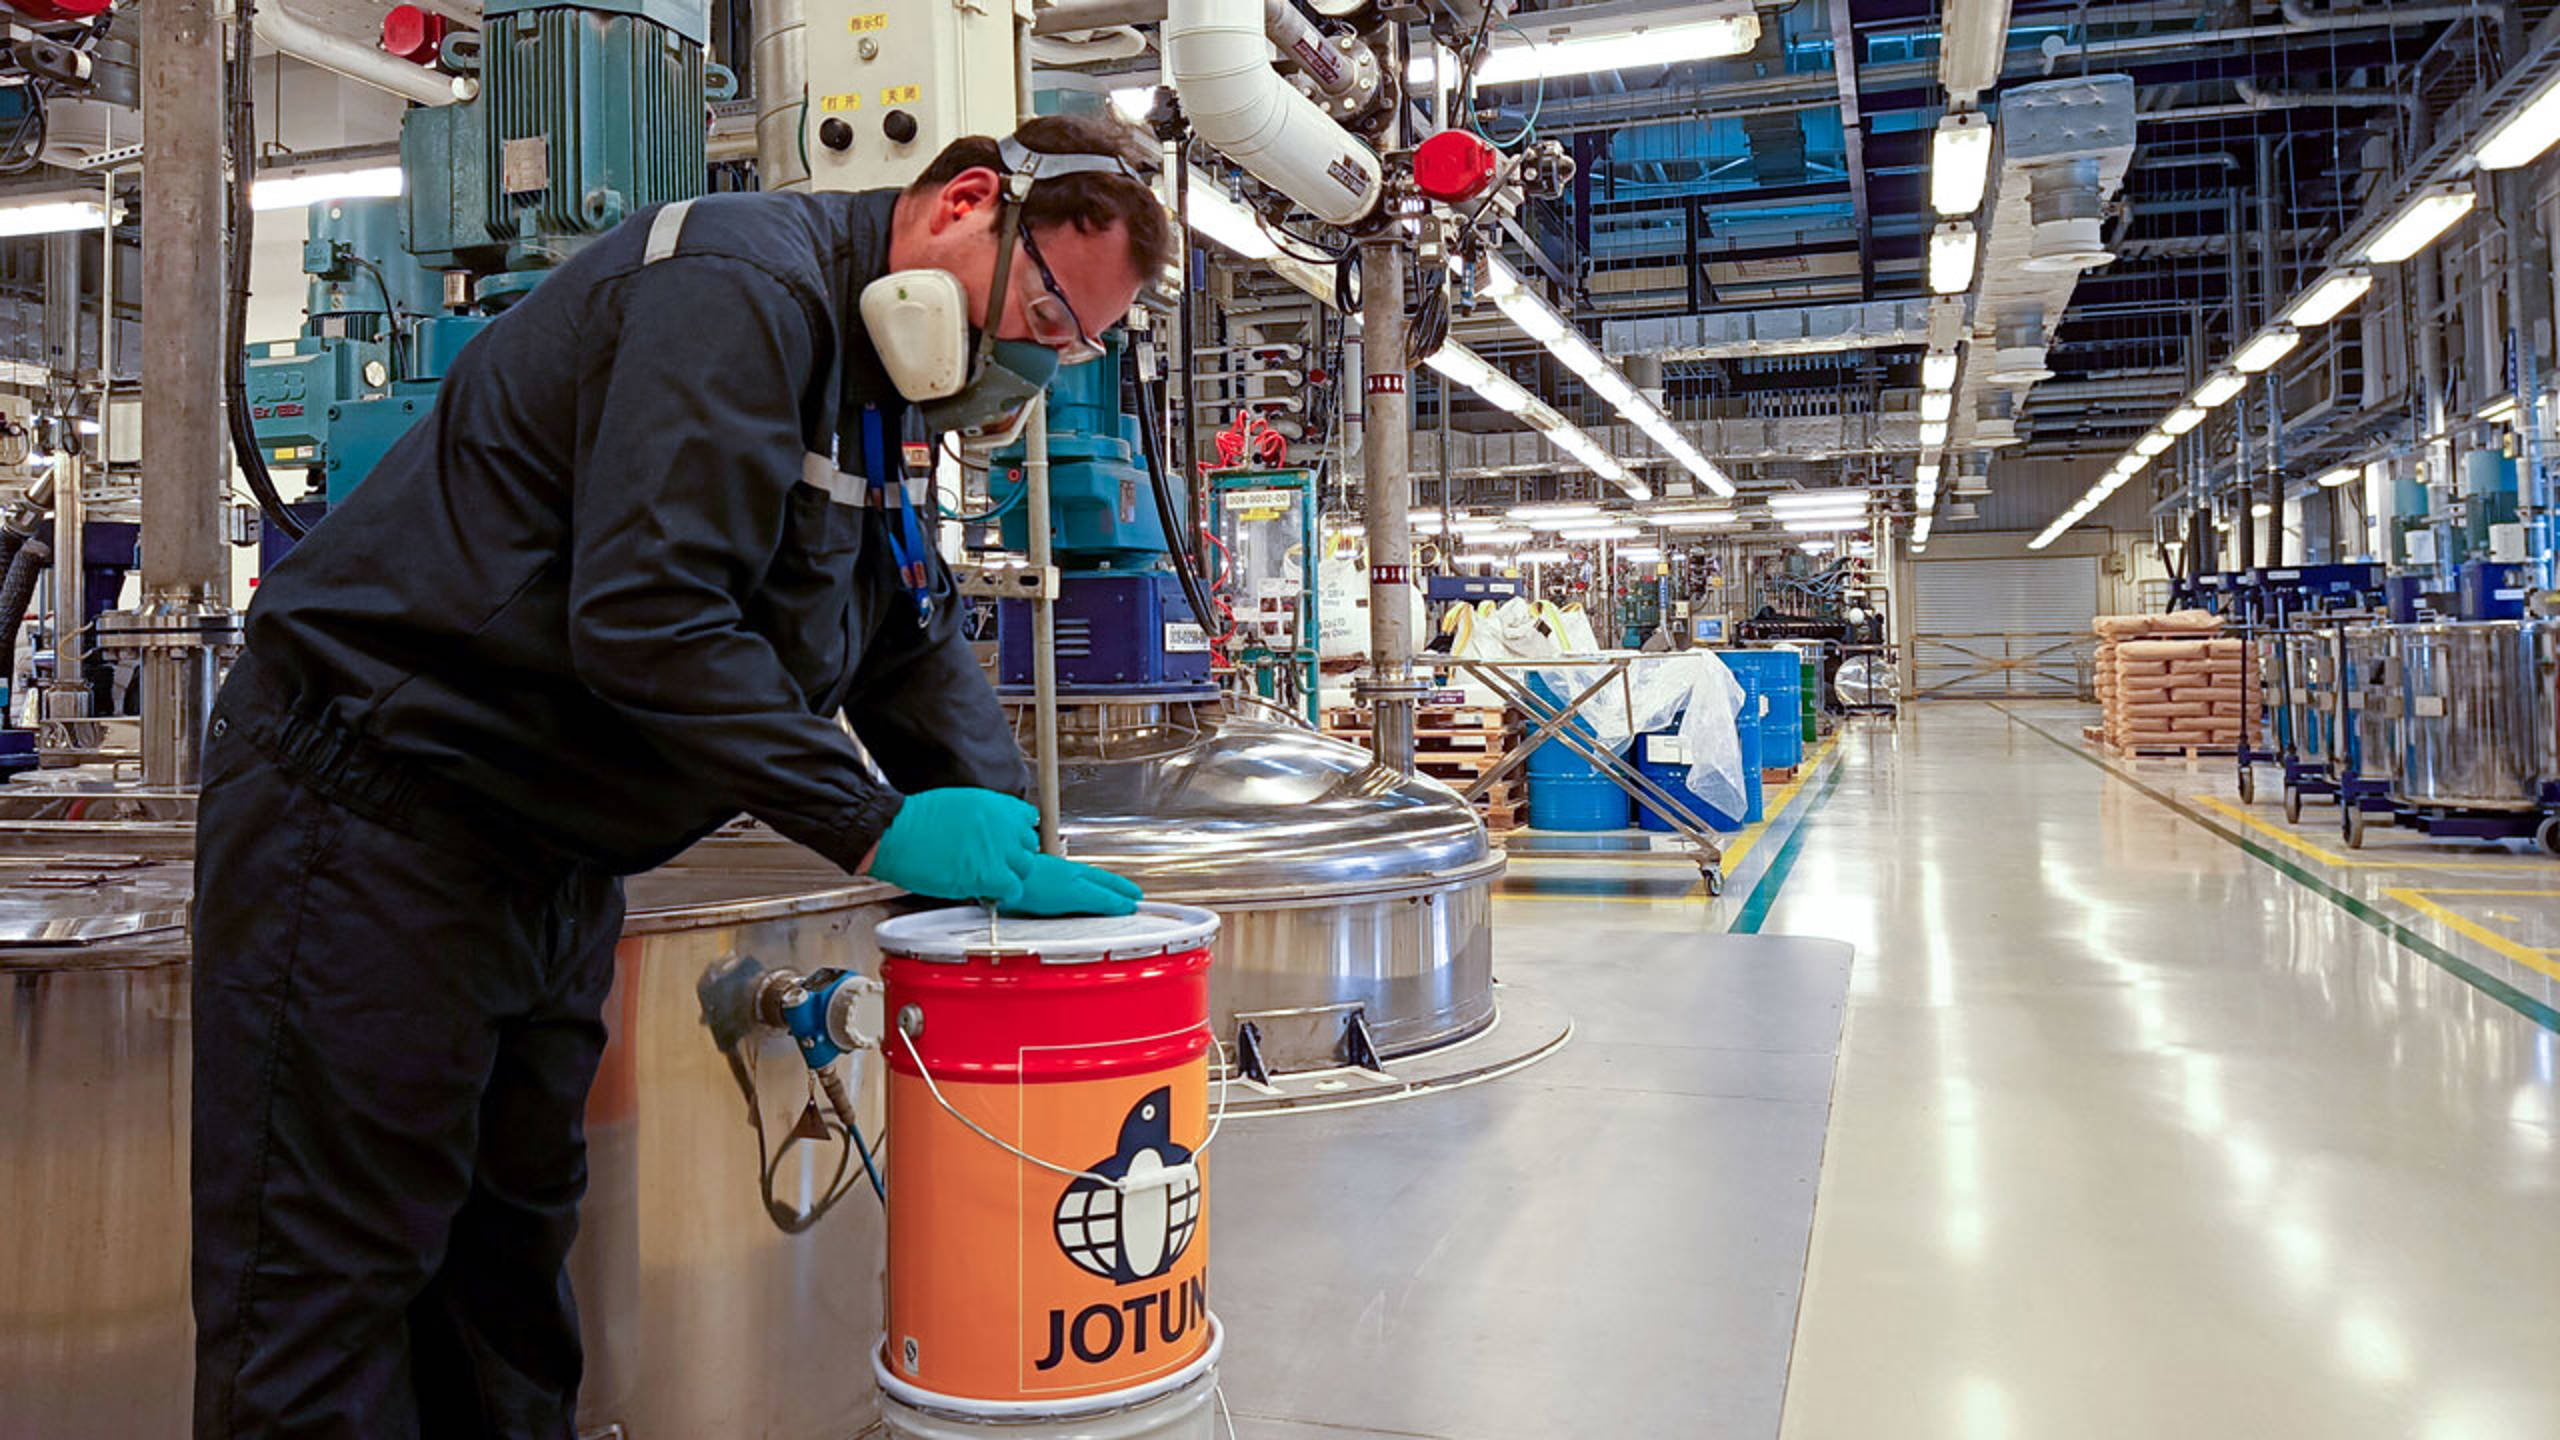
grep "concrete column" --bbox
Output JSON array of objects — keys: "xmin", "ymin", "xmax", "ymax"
[{"xmin": 136, "ymin": 0, "xmax": 233, "ymax": 786}]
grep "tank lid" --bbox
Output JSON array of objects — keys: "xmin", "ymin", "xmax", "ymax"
[{"xmin": 875, "ymin": 901, "xmax": 1220, "ymax": 964}]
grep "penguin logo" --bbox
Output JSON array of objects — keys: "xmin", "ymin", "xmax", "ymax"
[{"xmin": 1051, "ymin": 1087, "xmax": 1200, "ymax": 1285}]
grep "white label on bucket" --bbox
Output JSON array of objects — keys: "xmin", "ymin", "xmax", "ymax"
[{"xmin": 1647, "ymin": 734, "xmax": 1691, "ymax": 765}]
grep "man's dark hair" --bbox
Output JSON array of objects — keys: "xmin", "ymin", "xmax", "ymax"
[{"xmin": 908, "ymin": 113, "xmax": 1176, "ymax": 280}]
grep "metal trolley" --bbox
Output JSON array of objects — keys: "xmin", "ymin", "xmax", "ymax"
[{"xmin": 2346, "ymin": 620, "xmax": 2560, "ymax": 854}]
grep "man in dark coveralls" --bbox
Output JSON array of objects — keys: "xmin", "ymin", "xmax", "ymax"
[{"xmin": 190, "ymin": 113, "xmax": 1173, "ymax": 1438}]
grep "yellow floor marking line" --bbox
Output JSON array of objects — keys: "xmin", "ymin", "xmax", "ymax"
[
  {"xmin": 2379, "ymin": 886, "xmax": 2560, "ymax": 897},
  {"xmin": 2384, "ymin": 888, "xmax": 2560, "ymax": 984},
  {"xmin": 1719, "ymin": 732, "xmax": 1843, "ymax": 875},
  {"xmin": 2189, "ymin": 795, "xmax": 2552, "ymax": 873}
]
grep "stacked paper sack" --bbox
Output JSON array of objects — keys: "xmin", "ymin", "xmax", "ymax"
[{"xmin": 2092, "ymin": 612, "xmax": 2258, "ymax": 752}]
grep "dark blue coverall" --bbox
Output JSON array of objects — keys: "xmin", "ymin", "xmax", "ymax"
[{"xmin": 190, "ymin": 188, "xmax": 1028, "ymax": 1438}]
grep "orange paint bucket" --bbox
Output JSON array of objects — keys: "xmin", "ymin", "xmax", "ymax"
[{"xmin": 872, "ymin": 904, "xmax": 1222, "ymax": 1413}]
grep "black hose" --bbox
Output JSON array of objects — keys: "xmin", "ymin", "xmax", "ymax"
[
  {"xmin": 1131, "ymin": 361, "xmax": 1221, "ymax": 651},
  {"xmin": 225, "ymin": 0, "xmax": 310, "ymax": 541},
  {"xmin": 0, "ymin": 537, "xmax": 53, "ymax": 702},
  {"xmin": 0, "ymin": 527, "xmax": 27, "ymax": 583}
]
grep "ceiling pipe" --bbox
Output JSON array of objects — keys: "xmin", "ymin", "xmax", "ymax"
[
  {"xmin": 256, "ymin": 1, "xmax": 470, "ymax": 107},
  {"xmin": 1164, "ymin": 0, "xmax": 1383, "ymax": 225},
  {"xmin": 2039, "ymin": 1, "xmax": 2499, "ymax": 70}
]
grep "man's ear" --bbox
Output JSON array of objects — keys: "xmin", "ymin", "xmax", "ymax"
[{"xmin": 928, "ymin": 167, "xmax": 1004, "ymax": 233}]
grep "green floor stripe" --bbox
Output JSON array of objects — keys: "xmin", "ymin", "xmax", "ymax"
[
  {"xmin": 1729, "ymin": 757, "xmax": 1848, "ymax": 935},
  {"xmin": 1994, "ymin": 705, "xmax": 2560, "ymax": 1035}
]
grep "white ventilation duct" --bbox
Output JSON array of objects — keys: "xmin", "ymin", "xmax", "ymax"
[
  {"xmin": 1165, "ymin": 0, "xmax": 1384, "ymax": 226},
  {"xmin": 2025, "ymin": 156, "xmax": 2112, "ymax": 272},
  {"xmin": 1987, "ymin": 305, "xmax": 2053, "ymax": 385},
  {"xmin": 1973, "ymin": 389, "xmax": 2022, "ymax": 446},
  {"xmin": 1953, "ymin": 454, "xmax": 1994, "ymax": 496},
  {"xmin": 1955, "ymin": 75, "xmax": 2135, "ymax": 447}
]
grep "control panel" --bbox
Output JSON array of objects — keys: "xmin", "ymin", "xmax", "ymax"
[{"xmin": 804, "ymin": 0, "xmax": 1022, "ymax": 192}]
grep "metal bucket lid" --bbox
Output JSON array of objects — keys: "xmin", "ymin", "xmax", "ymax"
[{"xmin": 876, "ymin": 901, "xmax": 1221, "ymax": 965}]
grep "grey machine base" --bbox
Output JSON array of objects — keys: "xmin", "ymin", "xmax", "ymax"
[{"xmin": 1205, "ymin": 933, "xmax": 1853, "ymax": 1440}]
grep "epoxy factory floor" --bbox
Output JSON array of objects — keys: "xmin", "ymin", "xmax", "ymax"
[{"xmin": 1210, "ymin": 701, "xmax": 2560, "ymax": 1440}]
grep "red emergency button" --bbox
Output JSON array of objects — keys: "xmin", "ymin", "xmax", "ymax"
[
  {"xmin": 381, "ymin": 4, "xmax": 450, "ymax": 66},
  {"xmin": 1413, "ymin": 130, "xmax": 1500, "ymax": 204}
]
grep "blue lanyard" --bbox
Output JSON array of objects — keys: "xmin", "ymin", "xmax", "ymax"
[{"xmin": 859, "ymin": 407, "xmax": 935, "ymax": 627}]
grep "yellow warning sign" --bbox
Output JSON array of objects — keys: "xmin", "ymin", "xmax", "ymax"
[{"xmin": 882, "ymin": 83, "xmax": 922, "ymax": 106}]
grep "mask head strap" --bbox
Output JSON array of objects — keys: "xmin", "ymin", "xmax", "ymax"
[{"xmin": 967, "ymin": 137, "xmax": 1153, "ymax": 374}]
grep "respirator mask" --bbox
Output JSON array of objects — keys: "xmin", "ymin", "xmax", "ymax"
[{"xmin": 860, "ymin": 138, "xmax": 1143, "ymax": 455}]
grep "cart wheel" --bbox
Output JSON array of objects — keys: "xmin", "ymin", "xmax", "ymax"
[
  {"xmin": 2238, "ymin": 766, "xmax": 2256, "ymax": 804},
  {"xmin": 1703, "ymin": 867, "xmax": 1726, "ymax": 897},
  {"xmin": 2283, "ymin": 784, "xmax": 2302, "ymax": 826},
  {"xmin": 2538, "ymin": 814, "xmax": 2560, "ymax": 859},
  {"xmin": 2344, "ymin": 804, "xmax": 2367, "ymax": 850}
]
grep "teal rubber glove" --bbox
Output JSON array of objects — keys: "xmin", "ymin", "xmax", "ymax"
[
  {"xmin": 865, "ymin": 788, "xmax": 1040, "ymax": 903},
  {"xmin": 1000, "ymin": 853, "xmax": 1145, "ymax": 918}
]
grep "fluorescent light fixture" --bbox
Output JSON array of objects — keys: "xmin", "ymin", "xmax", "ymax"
[
  {"xmin": 250, "ymin": 166, "xmax": 404, "ymax": 212},
  {"xmin": 2317, "ymin": 465, "xmax": 2360, "ymax": 488},
  {"xmin": 1922, "ymin": 350, "xmax": 1959, "ymax": 391},
  {"xmin": 1920, "ymin": 392, "xmax": 1953, "ymax": 423},
  {"xmin": 2362, "ymin": 185, "xmax": 2476, "ymax": 264},
  {"xmin": 1649, "ymin": 509, "xmax": 1737, "ymax": 528},
  {"xmin": 1931, "ymin": 111, "xmax": 1995, "ymax": 217},
  {"xmin": 2479, "ymin": 394, "xmax": 2521, "ymax": 425},
  {"xmin": 1618, "ymin": 546, "xmax": 1665, "ymax": 563},
  {"xmin": 1765, "ymin": 488, "xmax": 1868, "ymax": 511},
  {"xmin": 1920, "ymin": 419, "xmax": 1950, "ymax": 447},
  {"xmin": 1799, "ymin": 539, "xmax": 1837, "ymax": 554},
  {"xmin": 2475, "ymin": 72, "xmax": 2560, "ymax": 169},
  {"xmin": 1424, "ymin": 345, "xmax": 1493, "ymax": 391},
  {"xmin": 1928, "ymin": 222, "xmax": 1979, "ymax": 294},
  {"xmin": 2231, "ymin": 326, "xmax": 2301, "ymax": 374},
  {"xmin": 1625, "ymin": 480, "xmax": 1655, "ymax": 503},
  {"xmin": 1516, "ymin": 548, "xmax": 1570, "ymax": 564},
  {"xmin": 2161, "ymin": 405, "xmax": 2206, "ymax": 436},
  {"xmin": 1495, "ymin": 292, "xmax": 1568, "ymax": 343},
  {"xmin": 1184, "ymin": 180, "xmax": 1278, "ymax": 260},
  {"xmin": 1512, "ymin": 503, "xmax": 1601, "ymax": 524},
  {"xmin": 2250, "ymin": 501, "xmax": 2273, "ymax": 518},
  {"xmin": 1110, "ymin": 86, "xmax": 1152, "ymax": 124},
  {"xmin": 1475, "ymin": 374, "xmax": 1534, "ymax": 414},
  {"xmin": 1554, "ymin": 523, "xmax": 1641, "ymax": 541},
  {"xmin": 1472, "ymin": 8, "xmax": 1761, "ymax": 86},
  {"xmin": 2193, "ymin": 372, "xmax": 2248, "ymax": 409},
  {"xmin": 1477, "ymin": 527, "xmax": 1533, "ymax": 545},
  {"xmin": 1550, "ymin": 331, "xmax": 1609, "ymax": 379},
  {"xmin": 2134, "ymin": 431, "xmax": 2175, "ymax": 458},
  {"xmin": 1456, "ymin": 551, "xmax": 1506, "ymax": 566},
  {"xmin": 1912, "ymin": 514, "xmax": 1934, "ymax": 546},
  {"xmin": 0, "ymin": 199, "xmax": 115, "ymax": 238},
  {"xmin": 1589, "ymin": 371, "xmax": 1639, "ymax": 409},
  {"xmin": 2284, "ymin": 269, "xmax": 2374, "ymax": 328},
  {"xmin": 1452, "ymin": 514, "xmax": 1508, "ymax": 532}
]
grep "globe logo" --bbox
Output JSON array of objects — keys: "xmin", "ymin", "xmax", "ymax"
[{"xmin": 1052, "ymin": 1087, "xmax": 1200, "ymax": 1285}]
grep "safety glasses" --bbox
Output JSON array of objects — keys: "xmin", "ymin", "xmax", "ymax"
[{"xmin": 1016, "ymin": 227, "xmax": 1104, "ymax": 366}]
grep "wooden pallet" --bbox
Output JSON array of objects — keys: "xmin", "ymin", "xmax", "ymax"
[
  {"xmin": 2115, "ymin": 742, "xmax": 2239, "ymax": 759},
  {"xmin": 1323, "ymin": 704, "xmax": 1519, "ymax": 734}
]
